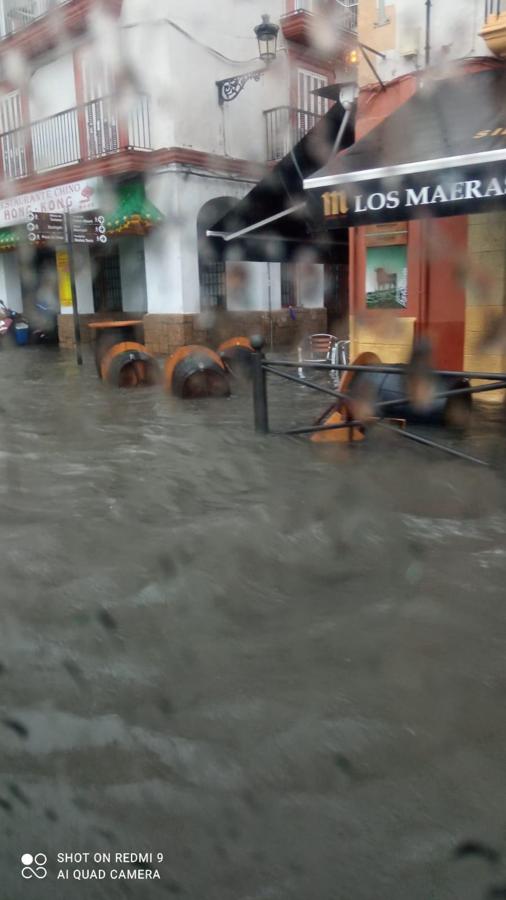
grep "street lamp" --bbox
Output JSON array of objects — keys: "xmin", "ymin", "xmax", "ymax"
[
  {"xmin": 216, "ymin": 14, "xmax": 279, "ymax": 104},
  {"xmin": 254, "ymin": 14, "xmax": 279, "ymax": 62}
]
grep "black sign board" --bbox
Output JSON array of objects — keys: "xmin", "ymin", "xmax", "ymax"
[
  {"xmin": 26, "ymin": 211, "xmax": 67, "ymax": 243},
  {"xmin": 306, "ymin": 163, "xmax": 506, "ymax": 230},
  {"xmin": 26, "ymin": 211, "xmax": 108, "ymax": 245},
  {"xmin": 24, "ymin": 209, "xmax": 109, "ymax": 368},
  {"xmin": 70, "ymin": 213, "xmax": 108, "ymax": 245}
]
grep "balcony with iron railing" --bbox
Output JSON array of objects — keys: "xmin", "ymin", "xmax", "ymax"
[
  {"xmin": 1, "ymin": 0, "xmax": 70, "ymax": 36},
  {"xmin": 281, "ymin": 0, "xmax": 358, "ymax": 45},
  {"xmin": 481, "ymin": 0, "xmax": 506, "ymax": 55},
  {"xmin": 0, "ymin": 94, "xmax": 152, "ymax": 180},
  {"xmin": 264, "ymin": 106, "xmax": 321, "ymax": 161},
  {"xmin": 0, "ymin": 0, "xmax": 123, "ymax": 55}
]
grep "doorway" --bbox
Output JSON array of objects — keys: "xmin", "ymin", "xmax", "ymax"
[{"xmin": 92, "ymin": 244, "xmax": 122, "ymax": 313}]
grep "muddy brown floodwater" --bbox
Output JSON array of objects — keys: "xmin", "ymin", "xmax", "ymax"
[{"xmin": 0, "ymin": 346, "xmax": 505, "ymax": 900}]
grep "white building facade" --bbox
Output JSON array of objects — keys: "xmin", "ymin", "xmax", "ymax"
[{"xmin": 0, "ymin": 0, "xmax": 358, "ymax": 353}]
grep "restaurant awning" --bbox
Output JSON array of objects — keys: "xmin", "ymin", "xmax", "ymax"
[
  {"xmin": 304, "ymin": 66, "xmax": 506, "ymax": 229},
  {"xmin": 206, "ymin": 96, "xmax": 355, "ymax": 264},
  {"xmin": 106, "ymin": 180, "xmax": 163, "ymax": 236},
  {"xmin": 0, "ymin": 227, "xmax": 22, "ymax": 252}
]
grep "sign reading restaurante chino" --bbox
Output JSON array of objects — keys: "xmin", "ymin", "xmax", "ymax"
[
  {"xmin": 0, "ymin": 178, "xmax": 101, "ymax": 229},
  {"xmin": 312, "ymin": 168, "xmax": 506, "ymax": 228}
]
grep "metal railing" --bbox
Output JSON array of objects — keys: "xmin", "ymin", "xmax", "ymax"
[
  {"xmin": 2, "ymin": 0, "xmax": 70, "ymax": 36},
  {"xmin": 484, "ymin": 0, "xmax": 504, "ymax": 17},
  {"xmin": 250, "ymin": 337, "xmax": 506, "ymax": 467},
  {"xmin": 0, "ymin": 94, "xmax": 152, "ymax": 179},
  {"xmin": 291, "ymin": 0, "xmax": 358, "ymax": 31},
  {"xmin": 264, "ymin": 106, "xmax": 322, "ymax": 160}
]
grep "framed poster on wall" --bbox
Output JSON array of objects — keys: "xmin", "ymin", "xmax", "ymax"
[{"xmin": 365, "ymin": 244, "xmax": 408, "ymax": 310}]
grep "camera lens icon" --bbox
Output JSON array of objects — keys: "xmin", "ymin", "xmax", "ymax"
[{"xmin": 21, "ymin": 853, "xmax": 48, "ymax": 879}]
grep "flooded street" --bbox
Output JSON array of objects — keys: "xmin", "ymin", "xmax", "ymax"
[{"xmin": 1, "ymin": 347, "xmax": 505, "ymax": 900}]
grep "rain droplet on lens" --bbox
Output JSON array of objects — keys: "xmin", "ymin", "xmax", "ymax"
[
  {"xmin": 334, "ymin": 753, "xmax": 356, "ymax": 777},
  {"xmin": 454, "ymin": 841, "xmax": 500, "ymax": 863},
  {"xmin": 1, "ymin": 718, "xmax": 28, "ymax": 739},
  {"xmin": 63, "ymin": 659, "xmax": 86, "ymax": 686},
  {"xmin": 158, "ymin": 554, "xmax": 177, "ymax": 577},
  {"xmin": 8, "ymin": 784, "xmax": 30, "ymax": 807},
  {"xmin": 157, "ymin": 696, "xmax": 174, "ymax": 717},
  {"xmin": 97, "ymin": 610, "xmax": 117, "ymax": 631}
]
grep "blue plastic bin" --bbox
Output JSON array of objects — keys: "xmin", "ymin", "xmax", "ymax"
[{"xmin": 14, "ymin": 322, "xmax": 30, "ymax": 346}]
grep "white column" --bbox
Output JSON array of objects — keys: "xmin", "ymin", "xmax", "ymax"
[
  {"xmin": 0, "ymin": 252, "xmax": 23, "ymax": 312},
  {"xmin": 144, "ymin": 223, "xmax": 185, "ymax": 314}
]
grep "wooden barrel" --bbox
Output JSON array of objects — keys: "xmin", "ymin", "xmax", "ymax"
[
  {"xmin": 89, "ymin": 320, "xmax": 144, "ymax": 375},
  {"xmin": 218, "ymin": 337, "xmax": 254, "ymax": 378},
  {"xmin": 100, "ymin": 342, "xmax": 160, "ymax": 388},
  {"xmin": 164, "ymin": 345, "xmax": 230, "ymax": 398},
  {"xmin": 348, "ymin": 367, "xmax": 472, "ymax": 427}
]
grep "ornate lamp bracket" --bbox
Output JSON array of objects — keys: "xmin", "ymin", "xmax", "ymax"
[{"xmin": 216, "ymin": 68, "xmax": 265, "ymax": 104}]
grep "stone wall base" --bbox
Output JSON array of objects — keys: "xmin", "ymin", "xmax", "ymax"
[
  {"xmin": 143, "ymin": 308, "xmax": 328, "ymax": 357},
  {"xmin": 58, "ymin": 309, "xmax": 328, "ymax": 355}
]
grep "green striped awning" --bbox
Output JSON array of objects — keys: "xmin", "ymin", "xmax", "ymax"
[
  {"xmin": 0, "ymin": 227, "xmax": 21, "ymax": 251},
  {"xmin": 105, "ymin": 181, "xmax": 163, "ymax": 236}
]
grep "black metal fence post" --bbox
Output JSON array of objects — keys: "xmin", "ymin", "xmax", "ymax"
[{"xmin": 251, "ymin": 335, "xmax": 269, "ymax": 434}]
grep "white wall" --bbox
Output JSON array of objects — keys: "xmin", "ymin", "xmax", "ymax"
[
  {"xmin": 144, "ymin": 169, "xmax": 284, "ymax": 315},
  {"xmin": 120, "ymin": 0, "xmax": 291, "ymax": 160},
  {"xmin": 296, "ymin": 263, "xmax": 324, "ymax": 308},
  {"xmin": 29, "ymin": 53, "xmax": 77, "ymax": 120},
  {"xmin": 226, "ymin": 261, "xmax": 282, "ymax": 311},
  {"xmin": 371, "ymin": 0, "xmax": 490, "ymax": 83}
]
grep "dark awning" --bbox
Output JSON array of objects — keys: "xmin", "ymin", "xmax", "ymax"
[
  {"xmin": 304, "ymin": 66, "xmax": 506, "ymax": 228},
  {"xmin": 206, "ymin": 97, "xmax": 355, "ymax": 264}
]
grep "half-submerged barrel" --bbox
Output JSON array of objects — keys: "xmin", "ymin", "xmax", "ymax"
[
  {"xmin": 218, "ymin": 337, "xmax": 254, "ymax": 378},
  {"xmin": 89, "ymin": 319, "xmax": 145, "ymax": 376},
  {"xmin": 165, "ymin": 345, "xmax": 230, "ymax": 398},
  {"xmin": 312, "ymin": 350, "xmax": 472, "ymax": 441},
  {"xmin": 100, "ymin": 342, "xmax": 160, "ymax": 388},
  {"xmin": 347, "ymin": 367, "xmax": 472, "ymax": 427}
]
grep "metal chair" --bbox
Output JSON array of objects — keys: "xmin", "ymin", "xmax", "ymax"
[{"xmin": 298, "ymin": 334, "xmax": 350, "ymax": 385}]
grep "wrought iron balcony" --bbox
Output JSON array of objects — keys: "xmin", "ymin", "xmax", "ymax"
[
  {"xmin": 2, "ymin": 0, "xmax": 70, "ymax": 36},
  {"xmin": 481, "ymin": 0, "xmax": 506, "ymax": 56},
  {"xmin": 264, "ymin": 106, "xmax": 322, "ymax": 161},
  {"xmin": 0, "ymin": 94, "xmax": 152, "ymax": 180},
  {"xmin": 484, "ymin": 0, "xmax": 505, "ymax": 16},
  {"xmin": 281, "ymin": 0, "xmax": 358, "ymax": 44}
]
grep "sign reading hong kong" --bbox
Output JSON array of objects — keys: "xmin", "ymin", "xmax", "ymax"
[
  {"xmin": 315, "ymin": 169, "xmax": 506, "ymax": 227},
  {"xmin": 0, "ymin": 178, "xmax": 101, "ymax": 229}
]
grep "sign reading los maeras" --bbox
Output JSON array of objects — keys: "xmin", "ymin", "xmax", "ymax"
[
  {"xmin": 310, "ymin": 166, "xmax": 506, "ymax": 228},
  {"xmin": 0, "ymin": 178, "xmax": 101, "ymax": 229}
]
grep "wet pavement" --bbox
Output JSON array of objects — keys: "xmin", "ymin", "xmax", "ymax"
[{"xmin": 0, "ymin": 346, "xmax": 505, "ymax": 900}]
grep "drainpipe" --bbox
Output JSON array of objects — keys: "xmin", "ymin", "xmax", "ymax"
[{"xmin": 425, "ymin": 0, "xmax": 432, "ymax": 66}]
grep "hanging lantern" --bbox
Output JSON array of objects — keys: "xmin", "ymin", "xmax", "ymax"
[{"xmin": 254, "ymin": 14, "xmax": 279, "ymax": 63}]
